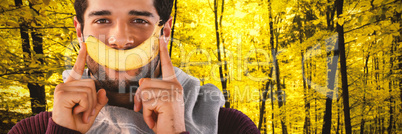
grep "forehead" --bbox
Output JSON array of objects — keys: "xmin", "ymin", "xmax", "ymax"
[{"xmin": 85, "ymin": 0, "xmax": 157, "ymax": 17}]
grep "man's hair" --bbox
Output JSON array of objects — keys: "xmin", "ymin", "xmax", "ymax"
[{"xmin": 74, "ymin": 0, "xmax": 174, "ymax": 32}]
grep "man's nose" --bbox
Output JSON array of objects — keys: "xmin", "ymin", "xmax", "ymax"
[{"xmin": 108, "ymin": 23, "xmax": 135, "ymax": 49}]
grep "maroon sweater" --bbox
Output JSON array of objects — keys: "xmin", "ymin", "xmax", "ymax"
[{"xmin": 9, "ymin": 107, "xmax": 259, "ymax": 134}]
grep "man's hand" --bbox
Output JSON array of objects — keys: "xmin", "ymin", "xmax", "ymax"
[
  {"xmin": 134, "ymin": 37, "xmax": 186, "ymax": 133},
  {"xmin": 52, "ymin": 42, "xmax": 108, "ymax": 133}
]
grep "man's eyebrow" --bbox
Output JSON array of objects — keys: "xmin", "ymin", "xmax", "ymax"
[
  {"xmin": 129, "ymin": 10, "xmax": 153, "ymax": 17},
  {"xmin": 88, "ymin": 10, "xmax": 111, "ymax": 17}
]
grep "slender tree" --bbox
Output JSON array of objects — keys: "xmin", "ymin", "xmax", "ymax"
[
  {"xmin": 268, "ymin": 0, "xmax": 287, "ymax": 133},
  {"xmin": 336, "ymin": 98, "xmax": 341, "ymax": 134},
  {"xmin": 169, "ymin": 0, "xmax": 178, "ymax": 57},
  {"xmin": 393, "ymin": 11, "xmax": 401, "ymax": 133},
  {"xmin": 360, "ymin": 48, "xmax": 370, "ymax": 134},
  {"xmin": 387, "ymin": 43, "xmax": 394, "ymax": 134},
  {"xmin": 296, "ymin": 8, "xmax": 311, "ymax": 132},
  {"xmin": 312, "ymin": 56, "xmax": 317, "ymax": 134},
  {"xmin": 270, "ymin": 75, "xmax": 275, "ymax": 134},
  {"xmin": 213, "ymin": 0, "xmax": 229, "ymax": 108},
  {"xmin": 219, "ymin": 0, "xmax": 229, "ymax": 101},
  {"xmin": 322, "ymin": 1, "xmax": 337, "ymax": 133},
  {"xmin": 258, "ymin": 80, "xmax": 272, "ymax": 132},
  {"xmin": 301, "ymin": 50, "xmax": 311, "ymax": 134},
  {"xmin": 335, "ymin": 0, "xmax": 352, "ymax": 133}
]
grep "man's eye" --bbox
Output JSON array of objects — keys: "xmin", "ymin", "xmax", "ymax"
[
  {"xmin": 95, "ymin": 19, "xmax": 110, "ymax": 24},
  {"xmin": 132, "ymin": 19, "xmax": 148, "ymax": 24}
]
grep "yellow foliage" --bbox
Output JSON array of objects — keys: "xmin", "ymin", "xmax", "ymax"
[{"xmin": 1, "ymin": 0, "xmax": 402, "ymax": 133}]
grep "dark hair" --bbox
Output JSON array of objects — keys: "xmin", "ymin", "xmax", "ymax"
[{"xmin": 74, "ymin": 0, "xmax": 174, "ymax": 32}]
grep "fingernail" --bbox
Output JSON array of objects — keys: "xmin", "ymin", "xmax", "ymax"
[
  {"xmin": 139, "ymin": 79, "xmax": 143, "ymax": 85},
  {"xmin": 92, "ymin": 109, "xmax": 96, "ymax": 115},
  {"xmin": 87, "ymin": 116, "xmax": 90, "ymax": 123},
  {"xmin": 163, "ymin": 37, "xmax": 169, "ymax": 43}
]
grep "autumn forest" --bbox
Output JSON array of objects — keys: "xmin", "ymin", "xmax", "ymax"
[{"xmin": 0, "ymin": 0, "xmax": 401, "ymax": 133}]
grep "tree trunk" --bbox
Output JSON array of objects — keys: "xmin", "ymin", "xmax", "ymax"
[
  {"xmin": 393, "ymin": 11, "xmax": 401, "ymax": 133},
  {"xmin": 336, "ymin": 0, "xmax": 352, "ymax": 133},
  {"xmin": 214, "ymin": 0, "xmax": 229, "ymax": 108},
  {"xmin": 259, "ymin": 58, "xmax": 273, "ymax": 133},
  {"xmin": 375, "ymin": 56, "xmax": 379, "ymax": 90},
  {"xmin": 29, "ymin": 2, "xmax": 46, "ymax": 114},
  {"xmin": 374, "ymin": 54, "xmax": 381, "ymax": 133},
  {"xmin": 314, "ymin": 97, "xmax": 317, "ymax": 134},
  {"xmin": 387, "ymin": 43, "xmax": 394, "ymax": 134},
  {"xmin": 311, "ymin": 59, "xmax": 317, "ymax": 134},
  {"xmin": 386, "ymin": 11, "xmax": 399, "ymax": 130},
  {"xmin": 219, "ymin": 0, "xmax": 229, "ymax": 99},
  {"xmin": 336, "ymin": 98, "xmax": 341, "ymax": 134},
  {"xmin": 29, "ymin": 32, "xmax": 46, "ymax": 114},
  {"xmin": 322, "ymin": 1, "xmax": 337, "ymax": 131},
  {"xmin": 326, "ymin": 0, "xmax": 336, "ymax": 31},
  {"xmin": 322, "ymin": 37, "xmax": 339, "ymax": 133},
  {"xmin": 400, "ymin": 50, "xmax": 402, "ymax": 121},
  {"xmin": 271, "ymin": 75, "xmax": 275, "ymax": 134},
  {"xmin": 397, "ymin": 12, "xmax": 402, "ymax": 134},
  {"xmin": 375, "ymin": 115, "xmax": 378, "ymax": 133},
  {"xmin": 372, "ymin": 53, "xmax": 377, "ymax": 134},
  {"xmin": 268, "ymin": 0, "xmax": 287, "ymax": 133},
  {"xmin": 381, "ymin": 117, "xmax": 385, "ymax": 133},
  {"xmin": 14, "ymin": 0, "xmax": 30, "ymax": 59},
  {"xmin": 360, "ymin": 50, "xmax": 370, "ymax": 134},
  {"xmin": 258, "ymin": 81, "xmax": 268, "ymax": 131},
  {"xmin": 298, "ymin": 12, "xmax": 310, "ymax": 133},
  {"xmin": 258, "ymin": 80, "xmax": 272, "ymax": 132},
  {"xmin": 169, "ymin": 0, "xmax": 177, "ymax": 57},
  {"xmin": 14, "ymin": 0, "xmax": 46, "ymax": 114},
  {"xmin": 302, "ymin": 50, "xmax": 311, "ymax": 134}
]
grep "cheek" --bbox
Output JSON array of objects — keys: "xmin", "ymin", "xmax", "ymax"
[
  {"xmin": 82, "ymin": 23, "xmax": 106, "ymax": 38},
  {"xmin": 86, "ymin": 55, "xmax": 102, "ymax": 73},
  {"xmin": 132, "ymin": 27, "xmax": 157, "ymax": 46},
  {"xmin": 86, "ymin": 55, "xmax": 96, "ymax": 67}
]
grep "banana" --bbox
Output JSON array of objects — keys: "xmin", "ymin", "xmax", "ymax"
[{"xmin": 85, "ymin": 26, "xmax": 163, "ymax": 71}]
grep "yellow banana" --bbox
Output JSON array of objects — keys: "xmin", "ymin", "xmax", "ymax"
[{"xmin": 85, "ymin": 26, "xmax": 163, "ymax": 71}]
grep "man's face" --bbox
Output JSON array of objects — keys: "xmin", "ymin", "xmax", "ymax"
[{"xmin": 75, "ymin": 0, "xmax": 162, "ymax": 93}]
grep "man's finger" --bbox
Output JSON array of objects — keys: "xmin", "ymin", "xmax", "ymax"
[
  {"xmin": 142, "ymin": 108, "xmax": 156, "ymax": 129},
  {"xmin": 159, "ymin": 37, "xmax": 176, "ymax": 80},
  {"xmin": 66, "ymin": 42, "xmax": 87, "ymax": 83},
  {"xmin": 95, "ymin": 89, "xmax": 108, "ymax": 110},
  {"xmin": 63, "ymin": 79, "xmax": 97, "ymax": 115},
  {"xmin": 57, "ymin": 91, "xmax": 90, "ymax": 123},
  {"xmin": 87, "ymin": 89, "xmax": 108, "ymax": 124},
  {"xmin": 133, "ymin": 88, "xmax": 142, "ymax": 112},
  {"xmin": 63, "ymin": 87, "xmax": 94, "ymax": 121},
  {"xmin": 139, "ymin": 78, "xmax": 182, "ymax": 91}
]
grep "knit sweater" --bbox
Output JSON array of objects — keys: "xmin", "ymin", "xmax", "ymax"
[{"xmin": 9, "ymin": 107, "xmax": 259, "ymax": 134}]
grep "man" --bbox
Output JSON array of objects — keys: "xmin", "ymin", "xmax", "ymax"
[{"xmin": 10, "ymin": 0, "xmax": 259, "ymax": 133}]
